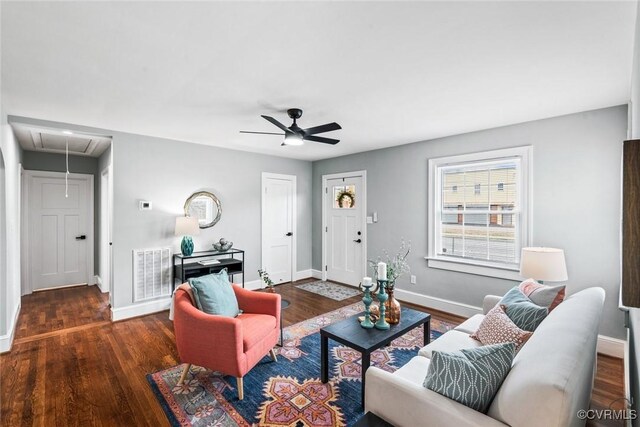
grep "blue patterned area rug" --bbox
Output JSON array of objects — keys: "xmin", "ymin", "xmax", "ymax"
[
  {"xmin": 147, "ymin": 302, "xmax": 455, "ymax": 427},
  {"xmin": 295, "ymin": 281, "xmax": 361, "ymax": 301}
]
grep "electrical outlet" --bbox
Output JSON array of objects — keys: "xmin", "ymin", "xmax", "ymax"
[{"xmin": 410, "ymin": 275, "xmax": 417, "ymax": 284}]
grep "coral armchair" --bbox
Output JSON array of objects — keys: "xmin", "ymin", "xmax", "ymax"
[{"xmin": 173, "ymin": 283, "xmax": 281, "ymax": 400}]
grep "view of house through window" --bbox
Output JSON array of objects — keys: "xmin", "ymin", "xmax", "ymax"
[
  {"xmin": 429, "ymin": 146, "xmax": 530, "ymax": 271},
  {"xmin": 439, "ymin": 161, "xmax": 519, "ymax": 264}
]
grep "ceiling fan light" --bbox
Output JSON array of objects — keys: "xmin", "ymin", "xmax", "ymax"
[{"xmin": 283, "ymin": 133, "xmax": 304, "ymax": 146}]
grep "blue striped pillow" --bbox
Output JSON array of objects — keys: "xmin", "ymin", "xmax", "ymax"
[
  {"xmin": 500, "ymin": 286, "xmax": 548, "ymax": 331},
  {"xmin": 423, "ymin": 343, "xmax": 515, "ymax": 413}
]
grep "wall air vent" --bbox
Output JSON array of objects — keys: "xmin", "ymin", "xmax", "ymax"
[{"xmin": 133, "ymin": 248, "xmax": 172, "ymax": 302}]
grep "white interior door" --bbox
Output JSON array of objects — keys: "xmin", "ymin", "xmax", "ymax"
[
  {"xmin": 262, "ymin": 173, "xmax": 296, "ymax": 285},
  {"xmin": 28, "ymin": 171, "xmax": 93, "ymax": 291},
  {"xmin": 324, "ymin": 174, "xmax": 365, "ymax": 286}
]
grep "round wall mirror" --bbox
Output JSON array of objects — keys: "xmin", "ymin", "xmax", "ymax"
[{"xmin": 184, "ymin": 191, "xmax": 222, "ymax": 228}]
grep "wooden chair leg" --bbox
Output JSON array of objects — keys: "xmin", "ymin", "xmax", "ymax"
[
  {"xmin": 269, "ymin": 348, "xmax": 278, "ymax": 362},
  {"xmin": 178, "ymin": 364, "xmax": 191, "ymax": 386},
  {"xmin": 237, "ymin": 377, "xmax": 244, "ymax": 400}
]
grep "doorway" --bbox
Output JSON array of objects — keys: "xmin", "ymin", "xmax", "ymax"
[
  {"xmin": 23, "ymin": 170, "xmax": 94, "ymax": 292},
  {"xmin": 99, "ymin": 166, "xmax": 112, "ymax": 294},
  {"xmin": 322, "ymin": 171, "xmax": 367, "ymax": 286},
  {"xmin": 261, "ymin": 173, "xmax": 296, "ymax": 285}
]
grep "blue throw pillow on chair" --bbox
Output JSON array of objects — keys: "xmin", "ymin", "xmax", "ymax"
[
  {"xmin": 499, "ymin": 286, "xmax": 548, "ymax": 332},
  {"xmin": 188, "ymin": 269, "xmax": 240, "ymax": 317}
]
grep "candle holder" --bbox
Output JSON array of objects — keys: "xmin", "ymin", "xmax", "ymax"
[
  {"xmin": 375, "ymin": 279, "xmax": 390, "ymax": 330},
  {"xmin": 360, "ymin": 283, "xmax": 375, "ymax": 329}
]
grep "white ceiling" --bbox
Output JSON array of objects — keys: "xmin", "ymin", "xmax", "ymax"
[{"xmin": 1, "ymin": 1, "xmax": 637, "ymax": 161}]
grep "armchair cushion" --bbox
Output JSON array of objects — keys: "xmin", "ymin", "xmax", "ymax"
[
  {"xmin": 188, "ymin": 269, "xmax": 240, "ymax": 317},
  {"xmin": 238, "ymin": 313, "xmax": 277, "ymax": 352}
]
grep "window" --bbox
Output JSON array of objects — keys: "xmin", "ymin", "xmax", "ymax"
[
  {"xmin": 452, "ymin": 185, "xmax": 458, "ymax": 192},
  {"xmin": 427, "ymin": 146, "xmax": 531, "ymax": 279}
]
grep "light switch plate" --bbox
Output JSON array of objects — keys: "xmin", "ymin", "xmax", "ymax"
[
  {"xmin": 367, "ymin": 216, "xmax": 373, "ymax": 224},
  {"xmin": 139, "ymin": 200, "xmax": 152, "ymax": 210}
]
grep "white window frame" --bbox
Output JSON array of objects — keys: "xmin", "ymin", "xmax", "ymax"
[{"xmin": 426, "ymin": 146, "xmax": 532, "ymax": 280}]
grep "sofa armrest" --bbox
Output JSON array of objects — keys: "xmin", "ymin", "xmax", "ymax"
[
  {"xmin": 483, "ymin": 295, "xmax": 502, "ymax": 314},
  {"xmin": 365, "ymin": 367, "xmax": 507, "ymax": 427}
]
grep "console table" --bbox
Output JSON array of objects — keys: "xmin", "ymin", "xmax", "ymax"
[{"xmin": 172, "ymin": 249, "xmax": 245, "ymax": 290}]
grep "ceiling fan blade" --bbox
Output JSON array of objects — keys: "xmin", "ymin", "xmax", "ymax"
[
  {"xmin": 304, "ymin": 135, "xmax": 340, "ymax": 145},
  {"xmin": 261, "ymin": 115, "xmax": 293, "ymax": 134},
  {"xmin": 303, "ymin": 122, "xmax": 342, "ymax": 135},
  {"xmin": 239, "ymin": 131, "xmax": 284, "ymax": 136}
]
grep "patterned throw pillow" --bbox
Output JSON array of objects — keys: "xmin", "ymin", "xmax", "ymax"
[
  {"xmin": 423, "ymin": 343, "xmax": 516, "ymax": 413},
  {"xmin": 518, "ymin": 279, "xmax": 566, "ymax": 311},
  {"xmin": 500, "ymin": 287, "xmax": 548, "ymax": 331},
  {"xmin": 470, "ymin": 304, "xmax": 533, "ymax": 351}
]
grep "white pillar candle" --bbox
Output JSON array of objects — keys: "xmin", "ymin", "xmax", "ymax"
[
  {"xmin": 377, "ymin": 262, "xmax": 387, "ymax": 280},
  {"xmin": 362, "ymin": 277, "xmax": 372, "ymax": 287}
]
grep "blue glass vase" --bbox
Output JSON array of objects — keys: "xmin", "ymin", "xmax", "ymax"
[{"xmin": 181, "ymin": 236, "xmax": 194, "ymax": 256}]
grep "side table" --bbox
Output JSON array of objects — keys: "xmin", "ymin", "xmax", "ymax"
[{"xmin": 279, "ymin": 299, "xmax": 290, "ymax": 346}]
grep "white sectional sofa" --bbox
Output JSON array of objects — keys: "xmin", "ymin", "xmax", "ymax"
[{"xmin": 365, "ymin": 287, "xmax": 606, "ymax": 427}]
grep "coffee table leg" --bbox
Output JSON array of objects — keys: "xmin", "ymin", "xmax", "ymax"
[
  {"xmin": 424, "ymin": 319, "xmax": 431, "ymax": 345},
  {"xmin": 361, "ymin": 352, "xmax": 371, "ymax": 408},
  {"xmin": 321, "ymin": 334, "xmax": 329, "ymax": 383}
]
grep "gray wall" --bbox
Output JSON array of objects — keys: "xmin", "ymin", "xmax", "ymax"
[
  {"xmin": 0, "ymin": 147, "xmax": 6, "ymax": 335},
  {"xmin": 110, "ymin": 134, "xmax": 312, "ymax": 309},
  {"xmin": 8, "ymin": 116, "xmax": 313, "ymax": 312},
  {"xmin": 313, "ymin": 105, "xmax": 627, "ymax": 339},
  {"xmin": 22, "ymin": 151, "xmax": 100, "ymax": 274}
]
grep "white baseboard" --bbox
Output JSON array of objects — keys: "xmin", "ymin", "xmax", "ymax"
[
  {"xmin": 244, "ymin": 279, "xmax": 263, "ymax": 291},
  {"xmin": 111, "ymin": 298, "xmax": 171, "ymax": 321},
  {"xmin": 394, "ymin": 288, "xmax": 483, "ymax": 318},
  {"xmin": 311, "ymin": 269, "xmax": 323, "ymax": 279},
  {"xmin": 597, "ymin": 334, "xmax": 625, "ymax": 358},
  {"xmin": 0, "ymin": 302, "xmax": 21, "ymax": 353},
  {"xmin": 294, "ymin": 269, "xmax": 313, "ymax": 281}
]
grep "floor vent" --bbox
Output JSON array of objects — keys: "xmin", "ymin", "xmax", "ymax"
[{"xmin": 133, "ymin": 248, "xmax": 172, "ymax": 302}]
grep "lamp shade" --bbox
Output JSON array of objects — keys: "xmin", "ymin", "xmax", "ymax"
[
  {"xmin": 519, "ymin": 247, "xmax": 568, "ymax": 282},
  {"xmin": 175, "ymin": 216, "xmax": 200, "ymax": 236}
]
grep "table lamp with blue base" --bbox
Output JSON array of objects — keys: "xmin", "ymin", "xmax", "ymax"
[{"xmin": 175, "ymin": 216, "xmax": 200, "ymax": 256}]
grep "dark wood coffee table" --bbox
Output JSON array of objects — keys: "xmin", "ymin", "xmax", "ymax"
[{"xmin": 320, "ymin": 307, "xmax": 431, "ymax": 407}]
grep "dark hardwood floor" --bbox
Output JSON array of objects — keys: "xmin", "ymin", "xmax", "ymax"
[{"xmin": 0, "ymin": 279, "xmax": 626, "ymax": 426}]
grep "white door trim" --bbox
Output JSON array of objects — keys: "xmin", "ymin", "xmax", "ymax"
[
  {"xmin": 99, "ymin": 166, "xmax": 112, "ymax": 294},
  {"xmin": 21, "ymin": 170, "xmax": 94, "ymax": 294},
  {"xmin": 261, "ymin": 172, "xmax": 297, "ymax": 284},
  {"xmin": 321, "ymin": 170, "xmax": 367, "ymax": 284}
]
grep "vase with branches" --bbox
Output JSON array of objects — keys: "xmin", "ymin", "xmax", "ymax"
[
  {"xmin": 258, "ymin": 269, "xmax": 275, "ymax": 292},
  {"xmin": 367, "ymin": 240, "xmax": 411, "ymax": 324}
]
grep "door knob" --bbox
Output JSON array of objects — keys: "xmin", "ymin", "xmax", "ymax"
[
  {"xmin": 75, "ymin": 235, "xmax": 87, "ymax": 240},
  {"xmin": 286, "ymin": 232, "xmax": 293, "ymax": 236},
  {"xmin": 353, "ymin": 239, "xmax": 362, "ymax": 243}
]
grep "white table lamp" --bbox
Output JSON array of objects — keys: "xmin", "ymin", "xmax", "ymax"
[
  {"xmin": 519, "ymin": 247, "xmax": 568, "ymax": 283},
  {"xmin": 175, "ymin": 216, "xmax": 200, "ymax": 256}
]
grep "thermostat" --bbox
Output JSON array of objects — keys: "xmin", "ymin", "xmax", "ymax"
[{"xmin": 139, "ymin": 201, "xmax": 152, "ymax": 210}]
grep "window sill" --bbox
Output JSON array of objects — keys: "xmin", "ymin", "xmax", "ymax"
[{"xmin": 424, "ymin": 256, "xmax": 523, "ymax": 281}]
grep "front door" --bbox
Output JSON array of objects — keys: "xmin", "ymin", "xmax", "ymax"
[
  {"xmin": 325, "ymin": 174, "xmax": 364, "ymax": 286},
  {"xmin": 262, "ymin": 173, "xmax": 295, "ymax": 285},
  {"xmin": 28, "ymin": 171, "xmax": 92, "ymax": 291}
]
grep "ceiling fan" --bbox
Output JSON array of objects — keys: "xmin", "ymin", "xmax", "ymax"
[{"xmin": 240, "ymin": 108, "xmax": 341, "ymax": 146}]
